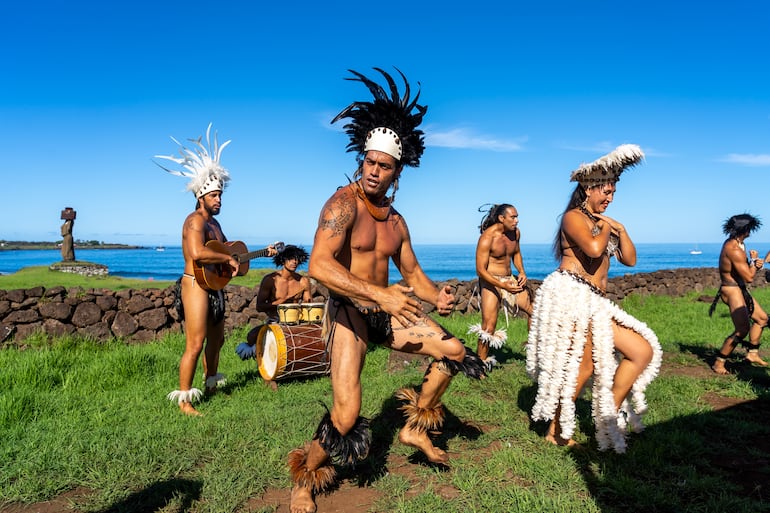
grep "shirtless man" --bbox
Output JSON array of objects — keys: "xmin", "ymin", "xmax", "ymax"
[
  {"xmin": 157, "ymin": 124, "xmax": 275, "ymax": 415},
  {"xmin": 470, "ymin": 203, "xmax": 532, "ymax": 369},
  {"xmin": 235, "ymin": 245, "xmax": 312, "ymax": 361},
  {"xmin": 257, "ymin": 245, "xmax": 312, "ymax": 321},
  {"xmin": 288, "ymin": 68, "xmax": 485, "ymax": 513},
  {"xmin": 710, "ymin": 213, "xmax": 768, "ymax": 374}
]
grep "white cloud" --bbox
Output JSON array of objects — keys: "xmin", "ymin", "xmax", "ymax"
[
  {"xmin": 720, "ymin": 153, "xmax": 770, "ymax": 166},
  {"xmin": 426, "ymin": 128, "xmax": 526, "ymax": 152}
]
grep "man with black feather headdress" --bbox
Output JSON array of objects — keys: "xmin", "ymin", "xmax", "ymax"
[
  {"xmin": 710, "ymin": 213, "xmax": 769, "ymax": 374},
  {"xmin": 287, "ymin": 68, "xmax": 486, "ymax": 513}
]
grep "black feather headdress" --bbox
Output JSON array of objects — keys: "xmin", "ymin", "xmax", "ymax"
[
  {"xmin": 722, "ymin": 213, "xmax": 761, "ymax": 238},
  {"xmin": 332, "ymin": 67, "xmax": 427, "ymax": 168}
]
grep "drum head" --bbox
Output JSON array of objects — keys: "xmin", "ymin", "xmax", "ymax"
[
  {"xmin": 278, "ymin": 304, "xmax": 301, "ymax": 324},
  {"xmin": 257, "ymin": 325, "xmax": 286, "ymax": 380},
  {"xmin": 301, "ymin": 303, "xmax": 326, "ymax": 323}
]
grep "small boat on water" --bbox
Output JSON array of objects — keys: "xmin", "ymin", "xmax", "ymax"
[
  {"xmin": 155, "ymin": 246, "xmax": 166, "ymax": 252},
  {"xmin": 690, "ymin": 245, "xmax": 702, "ymax": 255}
]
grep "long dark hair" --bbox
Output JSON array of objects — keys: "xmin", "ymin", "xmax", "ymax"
[
  {"xmin": 478, "ymin": 203, "xmax": 513, "ymax": 234},
  {"xmin": 552, "ymin": 185, "xmax": 587, "ymax": 259}
]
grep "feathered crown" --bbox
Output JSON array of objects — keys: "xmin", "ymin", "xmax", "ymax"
[
  {"xmin": 331, "ymin": 67, "xmax": 427, "ymax": 167},
  {"xmin": 723, "ymin": 213, "xmax": 761, "ymax": 237},
  {"xmin": 273, "ymin": 245, "xmax": 309, "ymax": 267},
  {"xmin": 570, "ymin": 144, "xmax": 644, "ymax": 187},
  {"xmin": 155, "ymin": 123, "xmax": 232, "ymax": 198}
]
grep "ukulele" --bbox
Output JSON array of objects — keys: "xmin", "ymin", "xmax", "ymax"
[{"xmin": 193, "ymin": 240, "xmax": 285, "ymax": 291}]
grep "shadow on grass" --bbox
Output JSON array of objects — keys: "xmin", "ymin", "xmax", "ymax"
[
  {"xmin": 679, "ymin": 342, "xmax": 770, "ymax": 387},
  {"xmin": 96, "ymin": 478, "xmax": 202, "ymax": 513},
  {"xmin": 489, "ymin": 344, "xmax": 524, "ymax": 366},
  {"xmin": 338, "ymin": 389, "xmax": 484, "ymax": 488},
  {"xmin": 518, "ymin": 383, "xmax": 770, "ymax": 513}
]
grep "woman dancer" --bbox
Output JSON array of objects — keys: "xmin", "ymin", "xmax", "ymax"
[{"xmin": 525, "ymin": 144, "xmax": 662, "ymax": 453}]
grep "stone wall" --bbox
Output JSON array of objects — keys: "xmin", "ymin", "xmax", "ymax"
[{"xmin": 1, "ymin": 267, "xmax": 767, "ymax": 345}]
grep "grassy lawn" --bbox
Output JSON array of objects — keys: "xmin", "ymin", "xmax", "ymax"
[
  {"xmin": 0, "ymin": 277, "xmax": 769, "ymax": 512},
  {"xmin": 0, "ymin": 266, "xmax": 274, "ymax": 291}
]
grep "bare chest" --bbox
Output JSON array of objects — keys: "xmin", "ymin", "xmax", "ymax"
[
  {"xmin": 489, "ymin": 234, "xmax": 518, "ymax": 260},
  {"xmin": 349, "ymin": 206, "xmax": 402, "ymax": 257}
]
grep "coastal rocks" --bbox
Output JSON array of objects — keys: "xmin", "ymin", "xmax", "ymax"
[
  {"xmin": 49, "ymin": 261, "xmax": 109, "ymax": 277},
  {"xmin": 1, "ymin": 267, "xmax": 767, "ymax": 345}
]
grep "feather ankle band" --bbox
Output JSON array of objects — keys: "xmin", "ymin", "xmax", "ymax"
[
  {"xmin": 436, "ymin": 348, "xmax": 487, "ymax": 380},
  {"xmin": 395, "ymin": 388, "xmax": 445, "ymax": 433},
  {"xmin": 467, "ymin": 324, "xmax": 507, "ymax": 349},
  {"xmin": 314, "ymin": 412, "xmax": 372, "ymax": 466},
  {"xmin": 167, "ymin": 388, "xmax": 202, "ymax": 405},
  {"xmin": 288, "ymin": 445, "xmax": 336, "ymax": 493}
]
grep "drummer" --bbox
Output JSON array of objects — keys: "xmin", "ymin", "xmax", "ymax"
[
  {"xmin": 256, "ymin": 244, "xmax": 313, "ymax": 322},
  {"xmin": 236, "ymin": 245, "xmax": 312, "ymax": 360}
]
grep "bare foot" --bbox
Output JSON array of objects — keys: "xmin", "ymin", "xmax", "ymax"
[
  {"xmin": 265, "ymin": 379, "xmax": 278, "ymax": 392},
  {"xmin": 179, "ymin": 401, "xmax": 203, "ymax": 417},
  {"xmin": 712, "ymin": 359, "xmax": 730, "ymax": 375},
  {"xmin": 746, "ymin": 352, "xmax": 769, "ymax": 367},
  {"xmin": 290, "ymin": 484, "xmax": 316, "ymax": 513},
  {"xmin": 398, "ymin": 426, "xmax": 448, "ymax": 464},
  {"xmin": 545, "ymin": 433, "xmax": 581, "ymax": 448}
]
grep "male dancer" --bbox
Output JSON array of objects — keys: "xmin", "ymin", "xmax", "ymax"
[
  {"xmin": 710, "ymin": 213, "xmax": 768, "ymax": 374},
  {"xmin": 288, "ymin": 68, "xmax": 485, "ymax": 513},
  {"xmin": 469, "ymin": 203, "xmax": 532, "ymax": 369}
]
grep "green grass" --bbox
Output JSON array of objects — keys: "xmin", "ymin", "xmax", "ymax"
[
  {"xmin": 1, "ymin": 286, "xmax": 769, "ymax": 512},
  {"xmin": 0, "ymin": 266, "xmax": 274, "ymax": 291}
]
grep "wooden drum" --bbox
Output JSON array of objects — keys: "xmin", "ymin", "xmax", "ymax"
[{"xmin": 256, "ymin": 323, "xmax": 330, "ymax": 381}]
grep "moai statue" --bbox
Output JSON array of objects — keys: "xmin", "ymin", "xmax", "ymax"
[{"xmin": 60, "ymin": 207, "xmax": 76, "ymax": 261}]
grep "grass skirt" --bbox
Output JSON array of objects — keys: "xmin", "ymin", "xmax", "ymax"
[{"xmin": 525, "ymin": 270, "xmax": 662, "ymax": 453}]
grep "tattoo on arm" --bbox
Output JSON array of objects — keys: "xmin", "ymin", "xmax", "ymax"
[{"xmin": 319, "ymin": 196, "xmax": 354, "ymax": 238}]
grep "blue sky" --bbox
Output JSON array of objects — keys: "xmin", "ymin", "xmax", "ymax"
[{"xmin": 4, "ymin": 1, "xmax": 770, "ymax": 249}]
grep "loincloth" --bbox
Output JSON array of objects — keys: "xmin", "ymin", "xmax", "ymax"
[
  {"xmin": 329, "ymin": 295, "xmax": 393, "ymax": 345},
  {"xmin": 484, "ymin": 274, "xmax": 531, "ymax": 324},
  {"xmin": 525, "ymin": 269, "xmax": 662, "ymax": 453},
  {"xmin": 173, "ymin": 276, "xmax": 226, "ymax": 324},
  {"xmin": 709, "ymin": 279, "xmax": 754, "ymax": 317}
]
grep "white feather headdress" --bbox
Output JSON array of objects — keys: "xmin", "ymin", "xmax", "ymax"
[
  {"xmin": 155, "ymin": 123, "xmax": 232, "ymax": 198},
  {"xmin": 570, "ymin": 144, "xmax": 644, "ymax": 187}
]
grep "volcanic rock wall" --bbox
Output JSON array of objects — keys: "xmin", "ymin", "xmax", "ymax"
[{"xmin": 0, "ymin": 267, "xmax": 766, "ymax": 344}]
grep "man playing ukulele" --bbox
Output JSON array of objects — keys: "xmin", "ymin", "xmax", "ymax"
[{"xmin": 157, "ymin": 124, "xmax": 276, "ymax": 415}]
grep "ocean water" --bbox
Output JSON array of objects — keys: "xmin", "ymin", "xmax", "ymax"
[{"xmin": 0, "ymin": 243, "xmax": 724, "ymax": 283}]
